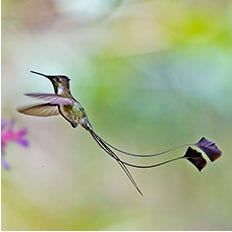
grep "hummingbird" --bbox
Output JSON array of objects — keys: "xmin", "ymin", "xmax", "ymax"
[{"xmin": 18, "ymin": 71, "xmax": 222, "ymax": 196}]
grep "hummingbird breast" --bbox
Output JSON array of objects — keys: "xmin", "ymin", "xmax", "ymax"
[{"xmin": 58, "ymin": 104, "xmax": 83, "ymax": 128}]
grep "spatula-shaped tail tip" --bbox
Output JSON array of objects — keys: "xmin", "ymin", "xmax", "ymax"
[
  {"xmin": 195, "ymin": 137, "xmax": 222, "ymax": 162},
  {"xmin": 184, "ymin": 147, "xmax": 207, "ymax": 171}
]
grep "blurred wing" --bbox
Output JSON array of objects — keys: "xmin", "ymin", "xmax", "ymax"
[
  {"xmin": 17, "ymin": 103, "xmax": 60, "ymax": 117},
  {"xmin": 25, "ymin": 93, "xmax": 74, "ymax": 106}
]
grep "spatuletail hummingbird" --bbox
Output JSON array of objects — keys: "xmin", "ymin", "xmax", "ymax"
[{"xmin": 18, "ymin": 71, "xmax": 222, "ymax": 195}]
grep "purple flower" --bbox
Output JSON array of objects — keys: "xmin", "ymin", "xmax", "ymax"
[
  {"xmin": 195, "ymin": 137, "xmax": 222, "ymax": 162},
  {"xmin": 1, "ymin": 119, "xmax": 29, "ymax": 170}
]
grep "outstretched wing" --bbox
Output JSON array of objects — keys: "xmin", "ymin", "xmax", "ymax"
[
  {"xmin": 25, "ymin": 93, "xmax": 74, "ymax": 106},
  {"xmin": 17, "ymin": 103, "xmax": 60, "ymax": 117}
]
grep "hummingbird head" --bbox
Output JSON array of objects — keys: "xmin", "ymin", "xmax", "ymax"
[{"xmin": 30, "ymin": 71, "xmax": 71, "ymax": 94}]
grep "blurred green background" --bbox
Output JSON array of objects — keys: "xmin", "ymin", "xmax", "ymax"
[{"xmin": 2, "ymin": 0, "xmax": 232, "ymax": 230}]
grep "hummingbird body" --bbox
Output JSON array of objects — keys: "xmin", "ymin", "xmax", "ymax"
[
  {"xmin": 58, "ymin": 99, "xmax": 88, "ymax": 128},
  {"xmin": 18, "ymin": 71, "xmax": 222, "ymax": 196},
  {"xmin": 19, "ymin": 71, "xmax": 91, "ymax": 130}
]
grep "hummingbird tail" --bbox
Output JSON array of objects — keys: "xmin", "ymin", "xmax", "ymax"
[
  {"xmin": 88, "ymin": 129, "xmax": 222, "ymax": 193},
  {"xmin": 89, "ymin": 130, "xmax": 211, "ymax": 171},
  {"xmin": 89, "ymin": 129, "xmax": 202, "ymax": 195}
]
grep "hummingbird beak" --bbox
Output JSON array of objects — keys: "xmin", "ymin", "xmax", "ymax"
[{"xmin": 30, "ymin": 70, "xmax": 53, "ymax": 81}]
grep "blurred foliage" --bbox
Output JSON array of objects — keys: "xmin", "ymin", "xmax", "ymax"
[{"xmin": 2, "ymin": 0, "xmax": 232, "ymax": 230}]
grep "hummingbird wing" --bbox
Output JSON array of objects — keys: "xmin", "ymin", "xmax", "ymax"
[
  {"xmin": 17, "ymin": 103, "xmax": 60, "ymax": 117},
  {"xmin": 24, "ymin": 93, "xmax": 74, "ymax": 106}
]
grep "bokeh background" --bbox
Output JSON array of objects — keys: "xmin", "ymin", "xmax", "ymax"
[{"xmin": 2, "ymin": 0, "xmax": 232, "ymax": 230}]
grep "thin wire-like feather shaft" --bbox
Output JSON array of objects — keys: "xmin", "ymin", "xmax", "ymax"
[
  {"xmin": 93, "ymin": 131, "xmax": 194, "ymax": 158},
  {"xmin": 90, "ymin": 130, "xmax": 207, "ymax": 171}
]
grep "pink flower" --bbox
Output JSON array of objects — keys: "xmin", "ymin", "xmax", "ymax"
[{"xmin": 1, "ymin": 119, "xmax": 29, "ymax": 170}]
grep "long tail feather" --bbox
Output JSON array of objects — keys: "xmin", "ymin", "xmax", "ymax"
[
  {"xmin": 90, "ymin": 129, "xmax": 209, "ymax": 171},
  {"xmin": 122, "ymin": 156, "xmax": 185, "ymax": 169},
  {"xmin": 92, "ymin": 131, "xmax": 194, "ymax": 158},
  {"xmin": 83, "ymin": 125, "xmax": 215, "ymax": 194}
]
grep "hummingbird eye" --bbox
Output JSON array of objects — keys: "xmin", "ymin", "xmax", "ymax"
[{"xmin": 56, "ymin": 77, "xmax": 62, "ymax": 82}]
